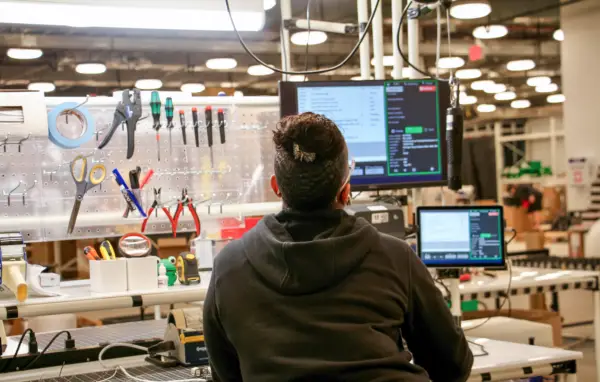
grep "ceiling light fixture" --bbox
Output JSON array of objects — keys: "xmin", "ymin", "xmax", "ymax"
[
  {"xmin": 206, "ymin": 58, "xmax": 238, "ymax": 70},
  {"xmin": 536, "ymin": 83, "xmax": 559, "ymax": 93},
  {"xmin": 75, "ymin": 62, "xmax": 107, "ymax": 74},
  {"xmin": 460, "ymin": 95, "xmax": 478, "ymax": 105},
  {"xmin": 455, "ymin": 68, "xmax": 482, "ymax": 79},
  {"xmin": 553, "ymin": 29, "xmax": 564, "ymax": 42},
  {"xmin": 547, "ymin": 94, "xmax": 565, "ymax": 104},
  {"xmin": 511, "ymin": 100, "xmax": 531, "ymax": 109},
  {"xmin": 450, "ymin": 0, "xmax": 491, "ymax": 20},
  {"xmin": 483, "ymin": 83, "xmax": 507, "ymax": 94},
  {"xmin": 437, "ymin": 56, "xmax": 465, "ymax": 69},
  {"xmin": 7, "ymin": 48, "xmax": 43, "ymax": 60},
  {"xmin": 247, "ymin": 64, "xmax": 275, "ymax": 76},
  {"xmin": 180, "ymin": 83, "xmax": 206, "ymax": 93},
  {"xmin": 135, "ymin": 79, "xmax": 163, "ymax": 90},
  {"xmin": 220, "ymin": 82, "xmax": 239, "ymax": 88},
  {"xmin": 27, "ymin": 82, "xmax": 55, "ymax": 92},
  {"xmin": 291, "ymin": 31, "xmax": 328, "ymax": 46},
  {"xmin": 526, "ymin": 76, "xmax": 551, "ymax": 87},
  {"xmin": 507, "ymin": 59, "xmax": 536, "ymax": 71},
  {"xmin": 494, "ymin": 91, "xmax": 517, "ymax": 101},
  {"xmin": 472, "ymin": 25, "xmax": 508, "ymax": 39},
  {"xmin": 477, "ymin": 104, "xmax": 496, "ymax": 113},
  {"xmin": 471, "ymin": 80, "xmax": 495, "ymax": 91},
  {"xmin": 263, "ymin": 0, "xmax": 276, "ymax": 10}
]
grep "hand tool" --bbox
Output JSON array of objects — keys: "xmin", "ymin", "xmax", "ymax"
[
  {"xmin": 179, "ymin": 110, "xmax": 187, "ymax": 145},
  {"xmin": 141, "ymin": 188, "xmax": 177, "ymax": 234},
  {"xmin": 113, "ymin": 168, "xmax": 147, "ymax": 218},
  {"xmin": 122, "ymin": 167, "xmax": 153, "ymax": 218},
  {"xmin": 165, "ymin": 97, "xmax": 174, "ymax": 155},
  {"xmin": 217, "ymin": 108, "xmax": 226, "ymax": 144},
  {"xmin": 97, "ymin": 89, "xmax": 142, "ymax": 159},
  {"xmin": 205, "ymin": 106, "xmax": 213, "ymax": 147},
  {"xmin": 150, "ymin": 91, "xmax": 162, "ymax": 162},
  {"xmin": 139, "ymin": 169, "xmax": 154, "ymax": 189},
  {"xmin": 176, "ymin": 253, "xmax": 200, "ymax": 285},
  {"xmin": 84, "ymin": 246, "xmax": 101, "ymax": 261},
  {"xmin": 124, "ymin": 167, "xmax": 142, "ymax": 218},
  {"xmin": 192, "ymin": 107, "xmax": 200, "ymax": 147},
  {"xmin": 99, "ymin": 240, "xmax": 116, "ymax": 260},
  {"xmin": 172, "ymin": 188, "xmax": 201, "ymax": 237},
  {"xmin": 67, "ymin": 155, "xmax": 107, "ymax": 235}
]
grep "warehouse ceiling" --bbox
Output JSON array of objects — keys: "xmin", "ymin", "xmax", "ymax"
[{"xmin": 0, "ymin": 0, "xmax": 565, "ymax": 107}]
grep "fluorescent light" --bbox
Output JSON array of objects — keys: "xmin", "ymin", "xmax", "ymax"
[
  {"xmin": 264, "ymin": 0, "xmax": 276, "ymax": 10},
  {"xmin": 483, "ymin": 83, "xmax": 507, "ymax": 94},
  {"xmin": 7, "ymin": 48, "xmax": 43, "ymax": 60},
  {"xmin": 437, "ymin": 56, "xmax": 465, "ymax": 69},
  {"xmin": 135, "ymin": 79, "xmax": 163, "ymax": 90},
  {"xmin": 495, "ymin": 91, "xmax": 517, "ymax": 101},
  {"xmin": 291, "ymin": 31, "xmax": 328, "ymax": 46},
  {"xmin": 511, "ymin": 100, "xmax": 531, "ymax": 109},
  {"xmin": 527, "ymin": 76, "xmax": 551, "ymax": 87},
  {"xmin": 455, "ymin": 69, "xmax": 482, "ymax": 79},
  {"xmin": 234, "ymin": 90, "xmax": 244, "ymax": 97},
  {"xmin": 288, "ymin": 75, "xmax": 307, "ymax": 82},
  {"xmin": 220, "ymin": 82, "xmax": 239, "ymax": 88},
  {"xmin": 247, "ymin": 64, "xmax": 274, "ymax": 76},
  {"xmin": 75, "ymin": 62, "xmax": 106, "ymax": 74},
  {"xmin": 471, "ymin": 80, "xmax": 494, "ymax": 91},
  {"xmin": 553, "ymin": 29, "xmax": 564, "ymax": 41},
  {"xmin": 507, "ymin": 59, "xmax": 536, "ymax": 71},
  {"xmin": 536, "ymin": 83, "xmax": 559, "ymax": 93},
  {"xmin": 473, "ymin": 25, "xmax": 508, "ymax": 39},
  {"xmin": 547, "ymin": 94, "xmax": 565, "ymax": 104},
  {"xmin": 0, "ymin": 1, "xmax": 265, "ymax": 31},
  {"xmin": 450, "ymin": 0, "xmax": 491, "ymax": 20},
  {"xmin": 206, "ymin": 58, "xmax": 238, "ymax": 70},
  {"xmin": 477, "ymin": 104, "xmax": 496, "ymax": 113},
  {"xmin": 180, "ymin": 83, "xmax": 206, "ymax": 93},
  {"xmin": 460, "ymin": 95, "xmax": 478, "ymax": 105},
  {"xmin": 28, "ymin": 82, "xmax": 55, "ymax": 92}
]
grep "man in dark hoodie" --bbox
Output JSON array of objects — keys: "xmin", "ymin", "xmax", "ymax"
[{"xmin": 203, "ymin": 112, "xmax": 473, "ymax": 382}]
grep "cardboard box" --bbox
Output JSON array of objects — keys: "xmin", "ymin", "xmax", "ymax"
[
  {"xmin": 504, "ymin": 206, "xmax": 533, "ymax": 234},
  {"xmin": 524, "ymin": 231, "xmax": 545, "ymax": 250},
  {"xmin": 157, "ymin": 237, "xmax": 190, "ymax": 259}
]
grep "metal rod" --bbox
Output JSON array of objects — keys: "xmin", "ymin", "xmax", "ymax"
[
  {"xmin": 407, "ymin": 1, "xmax": 421, "ymax": 79},
  {"xmin": 391, "ymin": 0, "xmax": 404, "ymax": 79},
  {"xmin": 371, "ymin": 0, "xmax": 385, "ymax": 80},
  {"xmin": 357, "ymin": 0, "xmax": 371, "ymax": 79},
  {"xmin": 280, "ymin": 0, "xmax": 293, "ymax": 81}
]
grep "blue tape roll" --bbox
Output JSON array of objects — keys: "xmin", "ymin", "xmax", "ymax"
[{"xmin": 48, "ymin": 102, "xmax": 95, "ymax": 149}]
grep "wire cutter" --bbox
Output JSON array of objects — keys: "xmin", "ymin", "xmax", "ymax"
[
  {"xmin": 173, "ymin": 189, "xmax": 201, "ymax": 237},
  {"xmin": 141, "ymin": 188, "xmax": 176, "ymax": 234},
  {"xmin": 98, "ymin": 89, "xmax": 142, "ymax": 159}
]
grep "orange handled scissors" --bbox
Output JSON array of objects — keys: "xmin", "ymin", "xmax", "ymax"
[{"xmin": 67, "ymin": 155, "xmax": 106, "ymax": 235}]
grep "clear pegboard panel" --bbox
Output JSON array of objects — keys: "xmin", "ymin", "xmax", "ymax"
[{"xmin": 0, "ymin": 95, "xmax": 281, "ymax": 242}]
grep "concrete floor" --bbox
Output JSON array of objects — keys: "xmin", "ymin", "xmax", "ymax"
[{"xmin": 573, "ymin": 340, "xmax": 597, "ymax": 380}]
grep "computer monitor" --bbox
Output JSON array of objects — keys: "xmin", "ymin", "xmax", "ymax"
[
  {"xmin": 279, "ymin": 79, "xmax": 450, "ymax": 191},
  {"xmin": 416, "ymin": 206, "xmax": 506, "ymax": 268}
]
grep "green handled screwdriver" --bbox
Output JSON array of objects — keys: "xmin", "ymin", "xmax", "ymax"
[
  {"xmin": 165, "ymin": 97, "xmax": 174, "ymax": 155},
  {"xmin": 150, "ymin": 91, "xmax": 162, "ymax": 162}
]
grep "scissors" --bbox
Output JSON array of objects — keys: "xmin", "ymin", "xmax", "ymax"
[
  {"xmin": 67, "ymin": 155, "xmax": 106, "ymax": 235},
  {"xmin": 97, "ymin": 89, "xmax": 142, "ymax": 159}
]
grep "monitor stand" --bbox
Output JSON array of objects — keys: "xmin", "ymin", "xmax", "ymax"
[{"xmin": 437, "ymin": 269, "xmax": 462, "ymax": 327}]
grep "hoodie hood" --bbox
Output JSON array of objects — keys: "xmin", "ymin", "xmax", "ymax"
[{"xmin": 242, "ymin": 210, "xmax": 379, "ymax": 295}]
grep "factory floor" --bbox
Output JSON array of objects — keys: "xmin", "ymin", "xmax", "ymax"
[{"xmin": 573, "ymin": 340, "xmax": 596, "ymax": 380}]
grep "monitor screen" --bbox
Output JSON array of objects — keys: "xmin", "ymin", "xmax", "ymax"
[
  {"xmin": 279, "ymin": 79, "xmax": 450, "ymax": 190},
  {"xmin": 416, "ymin": 206, "xmax": 505, "ymax": 268}
]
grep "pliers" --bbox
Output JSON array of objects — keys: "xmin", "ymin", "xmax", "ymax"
[
  {"xmin": 141, "ymin": 188, "xmax": 176, "ymax": 234},
  {"xmin": 173, "ymin": 188, "xmax": 201, "ymax": 237},
  {"xmin": 98, "ymin": 89, "xmax": 142, "ymax": 159}
]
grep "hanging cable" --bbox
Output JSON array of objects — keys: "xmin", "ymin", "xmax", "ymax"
[
  {"xmin": 224, "ymin": 0, "xmax": 381, "ymax": 75},
  {"xmin": 304, "ymin": 0, "xmax": 313, "ymax": 75}
]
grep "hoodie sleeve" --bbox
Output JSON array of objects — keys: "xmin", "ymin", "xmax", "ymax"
[
  {"xmin": 203, "ymin": 271, "xmax": 243, "ymax": 382},
  {"xmin": 400, "ymin": 252, "xmax": 474, "ymax": 382}
]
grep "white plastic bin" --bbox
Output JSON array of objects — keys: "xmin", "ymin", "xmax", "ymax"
[
  {"xmin": 126, "ymin": 256, "xmax": 159, "ymax": 291},
  {"xmin": 90, "ymin": 259, "xmax": 127, "ymax": 293}
]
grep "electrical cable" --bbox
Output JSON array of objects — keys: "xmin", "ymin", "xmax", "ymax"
[
  {"xmin": 23, "ymin": 330, "xmax": 72, "ymax": 370},
  {"xmin": 435, "ymin": 6, "xmax": 441, "ymax": 78},
  {"xmin": 1, "ymin": 328, "xmax": 35, "ymax": 372},
  {"xmin": 224, "ymin": 0, "xmax": 381, "ymax": 75},
  {"xmin": 467, "ymin": 339, "xmax": 489, "ymax": 357},
  {"xmin": 304, "ymin": 0, "xmax": 312, "ymax": 75}
]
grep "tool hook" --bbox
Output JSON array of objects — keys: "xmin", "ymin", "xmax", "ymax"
[
  {"xmin": 64, "ymin": 95, "xmax": 90, "ymax": 124},
  {"xmin": 22, "ymin": 180, "xmax": 38, "ymax": 205},
  {"xmin": 17, "ymin": 133, "xmax": 31, "ymax": 153},
  {"xmin": 1, "ymin": 133, "xmax": 10, "ymax": 153},
  {"xmin": 3, "ymin": 181, "xmax": 23, "ymax": 206}
]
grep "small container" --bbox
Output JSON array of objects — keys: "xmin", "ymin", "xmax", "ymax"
[
  {"xmin": 90, "ymin": 259, "xmax": 127, "ymax": 294},
  {"xmin": 157, "ymin": 263, "xmax": 168, "ymax": 289},
  {"xmin": 126, "ymin": 256, "xmax": 159, "ymax": 291}
]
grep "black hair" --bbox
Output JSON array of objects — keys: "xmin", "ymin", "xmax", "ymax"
[{"xmin": 273, "ymin": 112, "xmax": 348, "ymax": 211}]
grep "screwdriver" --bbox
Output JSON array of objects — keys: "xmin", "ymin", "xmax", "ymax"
[
  {"xmin": 165, "ymin": 97, "xmax": 174, "ymax": 155},
  {"xmin": 150, "ymin": 91, "xmax": 162, "ymax": 162},
  {"xmin": 218, "ymin": 108, "xmax": 226, "ymax": 144},
  {"xmin": 205, "ymin": 106, "xmax": 213, "ymax": 147},
  {"xmin": 192, "ymin": 107, "xmax": 200, "ymax": 148},
  {"xmin": 179, "ymin": 110, "xmax": 187, "ymax": 145}
]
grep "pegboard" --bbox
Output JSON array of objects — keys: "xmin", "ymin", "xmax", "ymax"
[{"xmin": 0, "ymin": 94, "xmax": 281, "ymax": 242}]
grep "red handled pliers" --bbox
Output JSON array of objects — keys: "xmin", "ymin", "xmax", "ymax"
[
  {"xmin": 141, "ymin": 188, "xmax": 176, "ymax": 234},
  {"xmin": 172, "ymin": 188, "xmax": 201, "ymax": 237}
]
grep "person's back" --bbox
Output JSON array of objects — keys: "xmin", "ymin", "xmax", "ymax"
[{"xmin": 203, "ymin": 113, "xmax": 473, "ymax": 382}]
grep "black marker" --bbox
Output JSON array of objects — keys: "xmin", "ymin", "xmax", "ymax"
[{"xmin": 218, "ymin": 108, "xmax": 226, "ymax": 144}]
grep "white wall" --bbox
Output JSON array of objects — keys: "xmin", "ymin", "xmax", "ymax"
[{"xmin": 526, "ymin": 117, "xmax": 566, "ymax": 176}]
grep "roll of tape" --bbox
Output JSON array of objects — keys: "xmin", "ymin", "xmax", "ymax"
[{"xmin": 48, "ymin": 102, "xmax": 95, "ymax": 149}]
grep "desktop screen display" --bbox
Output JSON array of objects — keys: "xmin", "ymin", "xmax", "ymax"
[
  {"xmin": 279, "ymin": 80, "xmax": 450, "ymax": 190},
  {"xmin": 416, "ymin": 206, "xmax": 505, "ymax": 268}
]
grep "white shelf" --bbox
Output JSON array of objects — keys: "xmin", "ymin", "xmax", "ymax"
[
  {"xmin": 499, "ymin": 131, "xmax": 565, "ymax": 143},
  {"xmin": 500, "ymin": 176, "xmax": 567, "ymax": 186}
]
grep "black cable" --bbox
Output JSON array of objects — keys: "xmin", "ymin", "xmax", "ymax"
[
  {"xmin": 467, "ymin": 339, "xmax": 489, "ymax": 357},
  {"xmin": 506, "ymin": 228, "xmax": 517, "ymax": 245},
  {"xmin": 23, "ymin": 330, "xmax": 72, "ymax": 371},
  {"xmin": 304, "ymin": 0, "xmax": 312, "ymax": 75},
  {"xmin": 434, "ymin": 277, "xmax": 452, "ymax": 304},
  {"xmin": 1, "ymin": 328, "xmax": 35, "ymax": 372},
  {"xmin": 224, "ymin": 0, "xmax": 381, "ymax": 75}
]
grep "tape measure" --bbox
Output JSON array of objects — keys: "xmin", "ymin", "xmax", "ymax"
[{"xmin": 48, "ymin": 102, "xmax": 95, "ymax": 149}]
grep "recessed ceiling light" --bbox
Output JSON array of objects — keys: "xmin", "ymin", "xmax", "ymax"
[
  {"xmin": 220, "ymin": 82, "xmax": 239, "ymax": 88},
  {"xmin": 507, "ymin": 59, "xmax": 536, "ymax": 71},
  {"xmin": 455, "ymin": 69, "xmax": 482, "ymax": 79},
  {"xmin": 477, "ymin": 104, "xmax": 496, "ymax": 113},
  {"xmin": 247, "ymin": 64, "xmax": 274, "ymax": 76},
  {"xmin": 473, "ymin": 25, "xmax": 508, "ymax": 39},
  {"xmin": 206, "ymin": 58, "xmax": 238, "ymax": 70},
  {"xmin": 553, "ymin": 29, "xmax": 564, "ymax": 42},
  {"xmin": 75, "ymin": 62, "xmax": 107, "ymax": 74},
  {"xmin": 483, "ymin": 83, "xmax": 507, "ymax": 94},
  {"xmin": 27, "ymin": 82, "xmax": 55, "ymax": 92},
  {"xmin": 263, "ymin": 0, "xmax": 276, "ymax": 10},
  {"xmin": 526, "ymin": 76, "xmax": 551, "ymax": 87},
  {"xmin": 437, "ymin": 56, "xmax": 465, "ymax": 69},
  {"xmin": 180, "ymin": 83, "xmax": 206, "ymax": 93},
  {"xmin": 450, "ymin": 0, "xmax": 491, "ymax": 20},
  {"xmin": 135, "ymin": 79, "xmax": 163, "ymax": 90},
  {"xmin": 536, "ymin": 83, "xmax": 559, "ymax": 93},
  {"xmin": 234, "ymin": 90, "xmax": 244, "ymax": 97},
  {"xmin": 471, "ymin": 80, "xmax": 495, "ymax": 91},
  {"xmin": 511, "ymin": 100, "xmax": 531, "ymax": 109},
  {"xmin": 291, "ymin": 31, "xmax": 328, "ymax": 46},
  {"xmin": 7, "ymin": 48, "xmax": 43, "ymax": 60},
  {"xmin": 288, "ymin": 75, "xmax": 307, "ymax": 82},
  {"xmin": 460, "ymin": 95, "xmax": 478, "ymax": 105},
  {"xmin": 547, "ymin": 94, "xmax": 565, "ymax": 104},
  {"xmin": 494, "ymin": 91, "xmax": 517, "ymax": 101}
]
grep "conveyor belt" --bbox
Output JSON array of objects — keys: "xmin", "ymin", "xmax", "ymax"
[{"xmin": 39, "ymin": 364, "xmax": 199, "ymax": 381}]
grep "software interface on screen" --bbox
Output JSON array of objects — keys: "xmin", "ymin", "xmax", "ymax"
[
  {"xmin": 295, "ymin": 80, "xmax": 443, "ymax": 187},
  {"xmin": 418, "ymin": 208, "xmax": 504, "ymax": 267}
]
